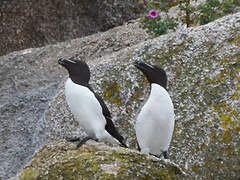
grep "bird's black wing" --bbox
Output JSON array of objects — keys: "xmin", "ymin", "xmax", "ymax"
[{"xmin": 87, "ymin": 85, "xmax": 127, "ymax": 147}]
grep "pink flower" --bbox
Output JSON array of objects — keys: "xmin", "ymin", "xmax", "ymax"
[{"xmin": 147, "ymin": 9, "xmax": 158, "ymax": 19}]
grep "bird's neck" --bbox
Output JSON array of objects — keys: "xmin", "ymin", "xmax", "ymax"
[
  {"xmin": 69, "ymin": 76, "xmax": 89, "ymax": 87},
  {"xmin": 150, "ymin": 83, "xmax": 168, "ymax": 97}
]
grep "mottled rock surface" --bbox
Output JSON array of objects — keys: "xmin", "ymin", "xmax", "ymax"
[
  {"xmin": 0, "ymin": 0, "xmax": 143, "ymax": 56},
  {"xmin": 11, "ymin": 140, "xmax": 186, "ymax": 180},
  {"xmin": 43, "ymin": 12, "xmax": 240, "ymax": 179},
  {"xmin": 1, "ymin": 11, "xmax": 240, "ymax": 180},
  {"xmin": 0, "ymin": 21, "xmax": 149, "ymax": 179}
]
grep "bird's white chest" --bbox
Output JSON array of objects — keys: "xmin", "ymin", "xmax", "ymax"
[
  {"xmin": 141, "ymin": 84, "xmax": 174, "ymax": 122},
  {"xmin": 136, "ymin": 83, "xmax": 175, "ymax": 154},
  {"xmin": 64, "ymin": 78, "xmax": 106, "ymax": 136}
]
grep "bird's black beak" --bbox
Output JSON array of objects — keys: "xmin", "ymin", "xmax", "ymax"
[
  {"xmin": 134, "ymin": 60, "xmax": 154, "ymax": 70},
  {"xmin": 58, "ymin": 58, "xmax": 67, "ymax": 66},
  {"xmin": 58, "ymin": 58, "xmax": 77, "ymax": 66}
]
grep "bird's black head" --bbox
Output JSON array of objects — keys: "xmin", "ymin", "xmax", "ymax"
[
  {"xmin": 58, "ymin": 58, "xmax": 90, "ymax": 85},
  {"xmin": 134, "ymin": 60, "xmax": 167, "ymax": 89}
]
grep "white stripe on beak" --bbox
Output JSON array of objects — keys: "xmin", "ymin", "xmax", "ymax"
[
  {"xmin": 145, "ymin": 63, "xmax": 154, "ymax": 69},
  {"xmin": 67, "ymin": 59, "xmax": 77, "ymax": 64}
]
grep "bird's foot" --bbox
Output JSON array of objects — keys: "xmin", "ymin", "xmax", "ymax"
[
  {"xmin": 163, "ymin": 151, "xmax": 169, "ymax": 159},
  {"xmin": 120, "ymin": 142, "xmax": 128, "ymax": 148},
  {"xmin": 77, "ymin": 136, "xmax": 98, "ymax": 148},
  {"xmin": 150, "ymin": 153, "xmax": 161, "ymax": 158},
  {"xmin": 65, "ymin": 136, "xmax": 80, "ymax": 142}
]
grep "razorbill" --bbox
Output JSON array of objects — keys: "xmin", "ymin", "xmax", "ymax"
[
  {"xmin": 134, "ymin": 60, "xmax": 175, "ymax": 159},
  {"xmin": 58, "ymin": 58, "xmax": 127, "ymax": 148}
]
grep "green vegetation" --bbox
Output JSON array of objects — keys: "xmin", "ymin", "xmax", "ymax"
[
  {"xmin": 140, "ymin": 0, "xmax": 240, "ymax": 36},
  {"xmin": 18, "ymin": 141, "xmax": 185, "ymax": 179}
]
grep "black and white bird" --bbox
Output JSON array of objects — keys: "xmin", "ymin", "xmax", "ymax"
[
  {"xmin": 58, "ymin": 58, "xmax": 127, "ymax": 148},
  {"xmin": 134, "ymin": 60, "xmax": 175, "ymax": 159}
]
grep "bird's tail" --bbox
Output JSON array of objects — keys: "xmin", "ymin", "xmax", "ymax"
[
  {"xmin": 98, "ymin": 130, "xmax": 128, "ymax": 148},
  {"xmin": 120, "ymin": 141, "xmax": 128, "ymax": 148}
]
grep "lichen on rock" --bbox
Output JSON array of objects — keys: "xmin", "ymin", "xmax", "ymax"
[
  {"xmin": 36, "ymin": 12, "xmax": 240, "ymax": 179},
  {"xmin": 3, "ymin": 10, "xmax": 240, "ymax": 180},
  {"xmin": 12, "ymin": 140, "xmax": 186, "ymax": 180}
]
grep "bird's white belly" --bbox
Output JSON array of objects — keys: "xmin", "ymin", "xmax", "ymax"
[
  {"xmin": 136, "ymin": 83, "xmax": 175, "ymax": 155},
  {"xmin": 65, "ymin": 78, "xmax": 106, "ymax": 137}
]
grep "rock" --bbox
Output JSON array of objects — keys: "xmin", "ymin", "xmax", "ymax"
[
  {"xmin": 11, "ymin": 140, "xmax": 187, "ymax": 179},
  {"xmin": 0, "ymin": 0, "xmax": 144, "ymax": 56},
  {"xmin": 42, "ymin": 12, "xmax": 240, "ymax": 179},
  {"xmin": 0, "ymin": 21, "xmax": 149, "ymax": 179},
  {"xmin": 1, "ymin": 11, "xmax": 240, "ymax": 179}
]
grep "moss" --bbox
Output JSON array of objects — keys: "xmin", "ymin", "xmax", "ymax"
[
  {"xmin": 237, "ymin": 83, "xmax": 240, "ymax": 91},
  {"xmin": 231, "ymin": 35, "xmax": 240, "ymax": 46},
  {"xmin": 234, "ymin": 122, "xmax": 240, "ymax": 133},
  {"xmin": 187, "ymin": 37, "xmax": 193, "ymax": 43},
  {"xmin": 100, "ymin": 174, "xmax": 115, "ymax": 179},
  {"xmin": 220, "ymin": 114, "xmax": 232, "ymax": 130},
  {"xmin": 20, "ymin": 169, "xmax": 39, "ymax": 180},
  {"xmin": 17, "ymin": 141, "xmax": 186, "ymax": 179},
  {"xmin": 208, "ymin": 130, "xmax": 217, "ymax": 144},
  {"xmin": 192, "ymin": 165, "xmax": 199, "ymax": 173},
  {"xmin": 222, "ymin": 130, "xmax": 232, "ymax": 143},
  {"xmin": 200, "ymin": 143, "xmax": 206, "ymax": 151},
  {"xmin": 171, "ymin": 42, "xmax": 185, "ymax": 55},
  {"xmin": 224, "ymin": 145, "xmax": 233, "ymax": 155},
  {"xmin": 102, "ymin": 81, "xmax": 123, "ymax": 106}
]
